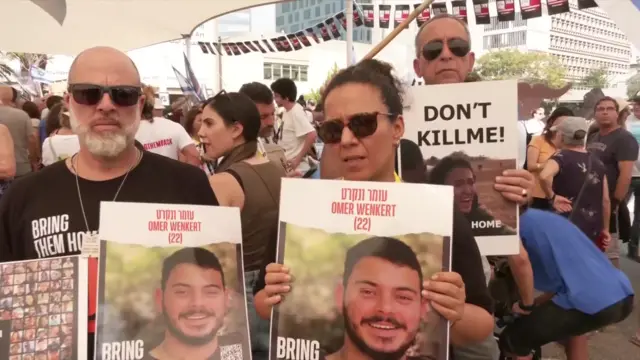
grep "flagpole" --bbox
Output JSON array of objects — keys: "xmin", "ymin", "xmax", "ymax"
[{"xmin": 346, "ymin": 0, "xmax": 354, "ymax": 66}]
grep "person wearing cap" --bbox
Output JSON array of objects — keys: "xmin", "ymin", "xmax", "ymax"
[
  {"xmin": 41, "ymin": 103, "xmax": 80, "ymax": 166},
  {"xmin": 539, "ymin": 116, "xmax": 611, "ymax": 246}
]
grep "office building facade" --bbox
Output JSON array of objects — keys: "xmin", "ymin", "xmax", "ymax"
[
  {"xmin": 275, "ymin": 0, "xmax": 373, "ymax": 43},
  {"xmin": 476, "ymin": 0, "xmax": 632, "ymax": 93}
]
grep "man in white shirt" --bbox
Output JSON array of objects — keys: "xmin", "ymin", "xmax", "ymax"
[
  {"xmin": 135, "ymin": 99, "xmax": 200, "ymax": 166},
  {"xmin": 270, "ymin": 78, "xmax": 317, "ymax": 174},
  {"xmin": 626, "ymin": 97, "xmax": 640, "ymax": 260}
]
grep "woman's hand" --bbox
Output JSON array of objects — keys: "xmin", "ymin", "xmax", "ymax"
[
  {"xmin": 263, "ymin": 263, "xmax": 292, "ymax": 306},
  {"xmin": 552, "ymin": 195, "xmax": 572, "ymax": 213},
  {"xmin": 423, "ymin": 272, "xmax": 465, "ymax": 323},
  {"xmin": 494, "ymin": 169, "xmax": 534, "ymax": 205}
]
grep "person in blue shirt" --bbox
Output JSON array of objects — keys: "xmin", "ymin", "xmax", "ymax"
[{"xmin": 500, "ymin": 208, "xmax": 634, "ymax": 359}]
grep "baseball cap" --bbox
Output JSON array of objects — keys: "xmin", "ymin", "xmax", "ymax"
[{"xmin": 557, "ymin": 116, "xmax": 588, "ymax": 145}]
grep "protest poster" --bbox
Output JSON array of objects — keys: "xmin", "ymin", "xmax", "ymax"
[
  {"xmin": 403, "ymin": 80, "xmax": 519, "ymax": 255},
  {"xmin": 0, "ymin": 256, "xmax": 88, "ymax": 360},
  {"xmin": 271, "ymin": 178, "xmax": 452, "ymax": 360},
  {"xmin": 95, "ymin": 202, "xmax": 249, "ymax": 360}
]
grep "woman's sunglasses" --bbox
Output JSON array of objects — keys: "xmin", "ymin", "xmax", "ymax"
[
  {"xmin": 318, "ymin": 112, "xmax": 394, "ymax": 144},
  {"xmin": 68, "ymin": 84, "xmax": 141, "ymax": 107},
  {"xmin": 422, "ymin": 38, "xmax": 470, "ymax": 61}
]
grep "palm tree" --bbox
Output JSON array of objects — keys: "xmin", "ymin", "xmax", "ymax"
[
  {"xmin": 3, "ymin": 52, "xmax": 49, "ymax": 78},
  {"xmin": 0, "ymin": 62, "xmax": 16, "ymax": 82}
]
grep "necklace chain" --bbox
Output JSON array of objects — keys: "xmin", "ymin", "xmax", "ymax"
[{"xmin": 72, "ymin": 149, "xmax": 142, "ymax": 233}]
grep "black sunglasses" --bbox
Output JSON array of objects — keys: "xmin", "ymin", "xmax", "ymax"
[
  {"xmin": 68, "ymin": 84, "xmax": 141, "ymax": 107},
  {"xmin": 422, "ymin": 38, "xmax": 470, "ymax": 61},
  {"xmin": 318, "ymin": 112, "xmax": 394, "ymax": 144}
]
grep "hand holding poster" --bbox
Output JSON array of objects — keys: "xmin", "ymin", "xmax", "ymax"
[
  {"xmin": 0, "ymin": 256, "xmax": 88, "ymax": 360},
  {"xmin": 96, "ymin": 202, "xmax": 249, "ymax": 360},
  {"xmin": 403, "ymin": 80, "xmax": 519, "ymax": 255},
  {"xmin": 271, "ymin": 178, "xmax": 453, "ymax": 360}
]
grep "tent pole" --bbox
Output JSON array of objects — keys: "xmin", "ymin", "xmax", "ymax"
[
  {"xmin": 346, "ymin": 0, "xmax": 354, "ymax": 66},
  {"xmin": 185, "ymin": 35, "xmax": 192, "ymax": 64},
  {"xmin": 217, "ymin": 36, "xmax": 223, "ymax": 92}
]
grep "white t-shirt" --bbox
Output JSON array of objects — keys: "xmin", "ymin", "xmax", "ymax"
[
  {"xmin": 42, "ymin": 134, "xmax": 80, "ymax": 166},
  {"xmin": 135, "ymin": 117, "xmax": 194, "ymax": 160},
  {"xmin": 625, "ymin": 114, "xmax": 640, "ymax": 177},
  {"xmin": 280, "ymin": 103, "xmax": 316, "ymax": 172}
]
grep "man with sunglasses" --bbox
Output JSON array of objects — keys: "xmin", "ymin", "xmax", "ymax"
[
  {"xmin": 413, "ymin": 14, "xmax": 536, "ymax": 360},
  {"xmin": 0, "ymin": 46, "xmax": 218, "ymax": 360},
  {"xmin": 413, "ymin": 14, "xmax": 534, "ymax": 206}
]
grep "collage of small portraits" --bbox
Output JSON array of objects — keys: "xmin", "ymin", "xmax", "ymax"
[{"xmin": 0, "ymin": 257, "xmax": 78, "ymax": 360}]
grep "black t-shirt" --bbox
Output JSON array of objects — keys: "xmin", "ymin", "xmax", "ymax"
[
  {"xmin": 0, "ymin": 150, "xmax": 218, "ymax": 261},
  {"xmin": 551, "ymin": 150, "xmax": 607, "ymax": 240},
  {"xmin": 0, "ymin": 149, "xmax": 219, "ymax": 360},
  {"xmin": 254, "ymin": 208, "xmax": 494, "ymax": 315},
  {"xmin": 587, "ymin": 127, "xmax": 639, "ymax": 195}
]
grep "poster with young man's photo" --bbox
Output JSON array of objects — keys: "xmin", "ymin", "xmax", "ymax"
[
  {"xmin": 95, "ymin": 202, "xmax": 249, "ymax": 360},
  {"xmin": 403, "ymin": 80, "xmax": 519, "ymax": 255},
  {"xmin": 0, "ymin": 256, "xmax": 88, "ymax": 360},
  {"xmin": 270, "ymin": 178, "xmax": 453, "ymax": 360}
]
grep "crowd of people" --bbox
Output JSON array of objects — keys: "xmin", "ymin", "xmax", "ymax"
[{"xmin": 0, "ymin": 13, "xmax": 637, "ymax": 360}]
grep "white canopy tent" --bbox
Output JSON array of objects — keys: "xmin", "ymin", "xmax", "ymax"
[{"xmin": 0, "ymin": 0, "xmax": 291, "ymax": 56}]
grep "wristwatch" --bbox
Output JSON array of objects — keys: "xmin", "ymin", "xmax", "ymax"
[{"xmin": 518, "ymin": 300, "xmax": 535, "ymax": 311}]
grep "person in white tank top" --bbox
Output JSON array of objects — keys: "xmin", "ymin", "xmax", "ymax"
[
  {"xmin": 42, "ymin": 104, "xmax": 80, "ymax": 166},
  {"xmin": 134, "ymin": 89, "xmax": 200, "ymax": 165}
]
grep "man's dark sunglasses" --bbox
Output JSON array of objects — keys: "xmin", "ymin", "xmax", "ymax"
[
  {"xmin": 318, "ymin": 112, "xmax": 394, "ymax": 144},
  {"xmin": 68, "ymin": 84, "xmax": 141, "ymax": 107},
  {"xmin": 422, "ymin": 38, "xmax": 470, "ymax": 61}
]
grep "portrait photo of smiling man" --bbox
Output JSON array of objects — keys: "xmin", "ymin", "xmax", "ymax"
[
  {"xmin": 326, "ymin": 237, "xmax": 431, "ymax": 360},
  {"xmin": 269, "ymin": 221, "xmax": 449, "ymax": 360},
  {"xmin": 148, "ymin": 247, "xmax": 229, "ymax": 360}
]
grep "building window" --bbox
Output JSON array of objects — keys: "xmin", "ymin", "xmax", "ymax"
[
  {"xmin": 264, "ymin": 62, "xmax": 310, "ymax": 82},
  {"xmin": 288, "ymin": 14, "xmax": 293, "ymax": 22},
  {"xmin": 482, "ymin": 30, "xmax": 527, "ymax": 50},
  {"xmin": 264, "ymin": 63, "xmax": 272, "ymax": 80},
  {"xmin": 304, "ymin": 9, "xmax": 311, "ymax": 19},
  {"xmin": 276, "ymin": 16, "xmax": 284, "ymax": 26},
  {"xmin": 325, "ymin": 4, "xmax": 331, "ymax": 13},
  {"xmin": 315, "ymin": 6, "xmax": 321, "ymax": 17}
]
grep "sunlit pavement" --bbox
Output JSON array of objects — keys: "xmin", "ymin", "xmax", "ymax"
[{"xmin": 541, "ymin": 245, "xmax": 640, "ymax": 360}]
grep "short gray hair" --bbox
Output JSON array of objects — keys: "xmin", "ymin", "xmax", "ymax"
[{"xmin": 414, "ymin": 14, "xmax": 472, "ymax": 57}]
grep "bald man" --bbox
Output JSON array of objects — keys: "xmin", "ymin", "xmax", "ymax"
[{"xmin": 0, "ymin": 46, "xmax": 220, "ymax": 360}]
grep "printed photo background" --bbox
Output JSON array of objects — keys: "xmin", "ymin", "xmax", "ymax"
[
  {"xmin": 425, "ymin": 151, "xmax": 518, "ymax": 235},
  {"xmin": 0, "ymin": 257, "xmax": 82, "ymax": 360},
  {"xmin": 96, "ymin": 243, "xmax": 249, "ymax": 354},
  {"xmin": 272, "ymin": 223, "xmax": 450, "ymax": 360}
]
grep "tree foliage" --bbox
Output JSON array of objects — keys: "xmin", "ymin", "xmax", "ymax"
[
  {"xmin": 305, "ymin": 63, "xmax": 340, "ymax": 102},
  {"xmin": 627, "ymin": 72, "xmax": 640, "ymax": 99},
  {"xmin": 474, "ymin": 49, "xmax": 567, "ymax": 88},
  {"xmin": 5, "ymin": 52, "xmax": 49, "ymax": 74},
  {"xmin": 580, "ymin": 67, "xmax": 609, "ymax": 89}
]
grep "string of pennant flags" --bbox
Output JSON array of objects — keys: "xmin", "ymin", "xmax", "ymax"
[{"xmin": 197, "ymin": 0, "xmax": 599, "ymax": 56}]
